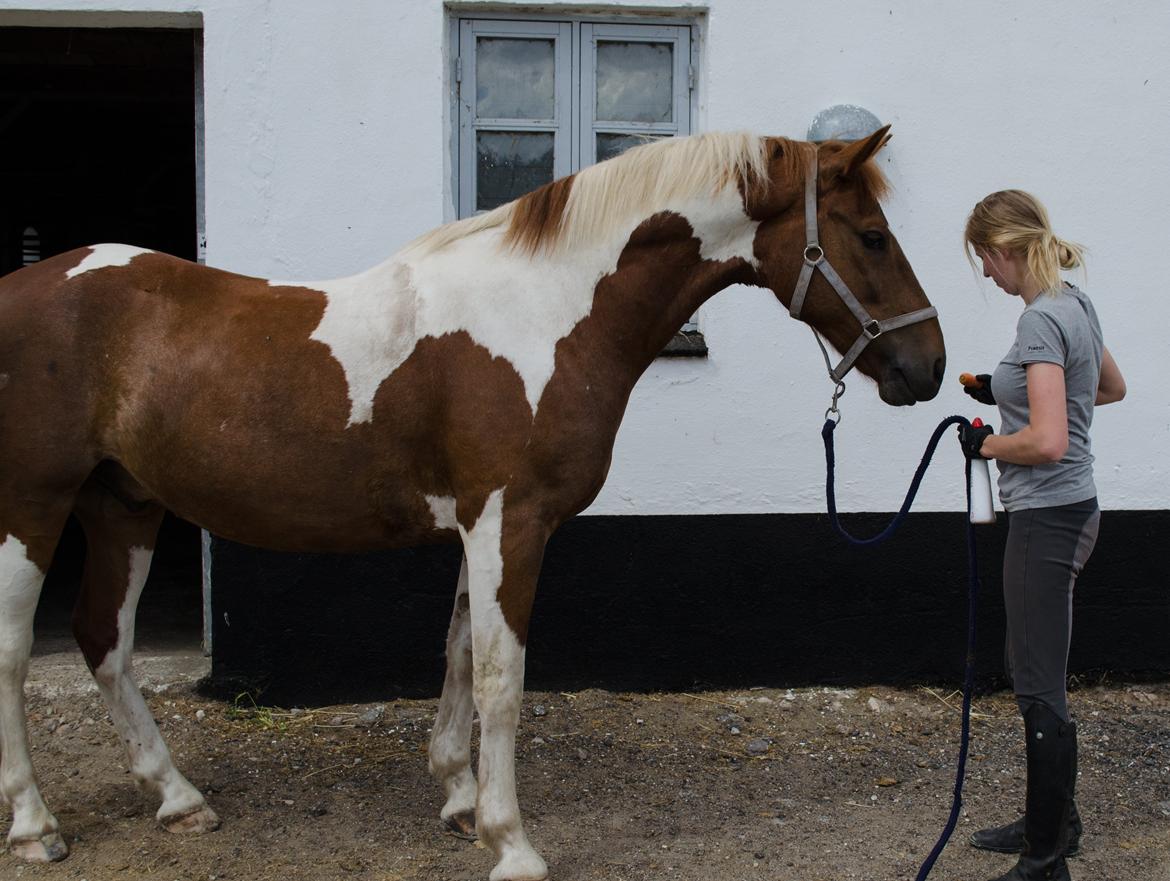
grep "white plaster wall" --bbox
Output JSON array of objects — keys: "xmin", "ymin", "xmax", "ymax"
[{"xmin": 2, "ymin": 0, "xmax": 1165, "ymax": 513}]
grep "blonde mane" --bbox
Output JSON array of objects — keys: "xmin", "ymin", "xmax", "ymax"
[{"xmin": 402, "ymin": 132, "xmax": 886, "ymax": 259}]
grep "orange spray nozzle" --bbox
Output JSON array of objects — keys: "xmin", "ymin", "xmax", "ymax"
[{"xmin": 959, "ymin": 372, "xmax": 984, "ymax": 389}]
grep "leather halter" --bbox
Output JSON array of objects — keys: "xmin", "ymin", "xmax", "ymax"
[{"xmin": 789, "ymin": 152, "xmax": 938, "ymax": 385}]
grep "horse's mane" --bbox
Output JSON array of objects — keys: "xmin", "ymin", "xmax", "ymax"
[{"xmin": 401, "ymin": 132, "xmax": 887, "ymax": 259}]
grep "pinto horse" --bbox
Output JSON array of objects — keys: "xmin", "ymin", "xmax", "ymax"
[{"xmin": 0, "ymin": 127, "xmax": 943, "ymax": 880}]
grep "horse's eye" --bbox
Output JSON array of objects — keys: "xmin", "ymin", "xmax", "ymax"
[{"xmin": 861, "ymin": 231, "xmax": 887, "ymax": 251}]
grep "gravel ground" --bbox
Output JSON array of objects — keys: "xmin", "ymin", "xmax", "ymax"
[{"xmin": 6, "ymin": 651, "xmax": 1168, "ymax": 881}]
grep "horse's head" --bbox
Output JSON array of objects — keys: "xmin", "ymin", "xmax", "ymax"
[{"xmin": 748, "ymin": 127, "xmax": 945, "ymax": 405}]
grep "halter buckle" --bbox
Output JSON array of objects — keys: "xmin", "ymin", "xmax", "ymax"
[
  {"xmin": 862, "ymin": 319, "xmax": 882, "ymax": 340},
  {"xmin": 803, "ymin": 243, "xmax": 824, "ymax": 265}
]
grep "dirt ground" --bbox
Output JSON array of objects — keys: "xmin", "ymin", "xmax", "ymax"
[{"xmin": 7, "ymin": 649, "xmax": 1169, "ymax": 881}]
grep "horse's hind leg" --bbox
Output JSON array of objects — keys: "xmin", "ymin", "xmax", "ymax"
[
  {"xmin": 71, "ymin": 484, "xmax": 219, "ymax": 835},
  {"xmin": 0, "ymin": 521, "xmax": 70, "ymax": 862},
  {"xmin": 428, "ymin": 554, "xmax": 478, "ymax": 838}
]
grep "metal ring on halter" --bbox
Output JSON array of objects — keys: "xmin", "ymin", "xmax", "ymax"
[
  {"xmin": 804, "ymin": 244, "xmax": 824, "ymax": 264},
  {"xmin": 863, "ymin": 318, "xmax": 883, "ymax": 340}
]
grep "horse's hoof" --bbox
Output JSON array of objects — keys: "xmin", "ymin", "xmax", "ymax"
[
  {"xmin": 8, "ymin": 832, "xmax": 69, "ymax": 862},
  {"xmin": 442, "ymin": 810, "xmax": 477, "ymax": 840},
  {"xmin": 160, "ymin": 805, "xmax": 221, "ymax": 835},
  {"xmin": 489, "ymin": 850, "xmax": 549, "ymax": 881}
]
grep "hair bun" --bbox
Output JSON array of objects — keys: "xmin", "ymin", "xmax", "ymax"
[{"xmin": 1055, "ymin": 239, "xmax": 1078, "ymax": 269}]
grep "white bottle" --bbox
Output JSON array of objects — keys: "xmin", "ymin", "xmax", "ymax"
[{"xmin": 968, "ymin": 417, "xmax": 996, "ymax": 524}]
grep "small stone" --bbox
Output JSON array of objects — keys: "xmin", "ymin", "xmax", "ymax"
[
  {"xmin": 196, "ymin": 710, "xmax": 206, "ymax": 721},
  {"xmin": 729, "ymin": 726, "xmax": 741, "ymax": 736},
  {"xmin": 717, "ymin": 712, "xmax": 746, "ymax": 728},
  {"xmin": 532, "ymin": 704, "xmax": 548, "ymax": 717},
  {"xmin": 356, "ymin": 706, "xmax": 385, "ymax": 727},
  {"xmin": 310, "ymin": 804, "xmax": 328, "ymax": 817},
  {"xmin": 746, "ymin": 738, "xmax": 771, "ymax": 756},
  {"xmin": 329, "ymin": 715, "xmax": 346, "ymax": 726},
  {"xmin": 876, "ymin": 777, "xmax": 898, "ymax": 787},
  {"xmin": 867, "ymin": 697, "xmax": 889, "ymax": 713},
  {"xmin": 531, "ymin": 737, "xmax": 545, "ymax": 745},
  {"xmin": 576, "ymin": 748, "xmax": 588, "ymax": 761},
  {"xmin": 44, "ymin": 719, "xmax": 59, "ymax": 733}
]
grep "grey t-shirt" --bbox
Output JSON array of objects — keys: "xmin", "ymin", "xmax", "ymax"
[{"xmin": 991, "ymin": 283, "xmax": 1103, "ymax": 511}]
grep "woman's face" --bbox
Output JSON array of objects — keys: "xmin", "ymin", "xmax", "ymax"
[{"xmin": 977, "ymin": 248, "xmax": 1026, "ymax": 296}]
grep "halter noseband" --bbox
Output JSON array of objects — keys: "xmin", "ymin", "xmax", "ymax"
[{"xmin": 789, "ymin": 152, "xmax": 938, "ymax": 398}]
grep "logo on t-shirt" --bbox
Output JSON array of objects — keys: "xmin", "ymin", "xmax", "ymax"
[{"xmin": 1026, "ymin": 344, "xmax": 1046, "ymax": 352}]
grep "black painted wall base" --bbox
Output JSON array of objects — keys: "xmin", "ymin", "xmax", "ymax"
[{"xmin": 207, "ymin": 511, "xmax": 1170, "ymax": 706}]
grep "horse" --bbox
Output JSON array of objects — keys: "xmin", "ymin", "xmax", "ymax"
[{"xmin": 0, "ymin": 126, "xmax": 944, "ymax": 880}]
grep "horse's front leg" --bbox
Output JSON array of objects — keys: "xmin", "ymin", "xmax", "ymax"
[
  {"xmin": 459, "ymin": 491, "xmax": 548, "ymax": 881},
  {"xmin": 428, "ymin": 554, "xmax": 478, "ymax": 838}
]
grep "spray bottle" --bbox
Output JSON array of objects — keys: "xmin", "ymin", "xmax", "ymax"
[{"xmin": 966, "ymin": 417, "xmax": 995, "ymax": 524}]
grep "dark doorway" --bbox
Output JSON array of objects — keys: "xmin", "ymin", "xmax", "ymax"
[{"xmin": 0, "ymin": 25, "xmax": 203, "ymax": 652}]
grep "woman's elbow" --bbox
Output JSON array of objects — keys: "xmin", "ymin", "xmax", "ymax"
[{"xmin": 1038, "ymin": 435, "xmax": 1069, "ymax": 463}]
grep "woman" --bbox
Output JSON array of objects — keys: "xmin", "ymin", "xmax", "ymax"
[{"xmin": 958, "ymin": 189, "xmax": 1126, "ymax": 881}]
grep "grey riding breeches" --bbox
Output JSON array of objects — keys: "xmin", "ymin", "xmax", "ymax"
[{"xmin": 1002, "ymin": 497, "xmax": 1100, "ymax": 722}]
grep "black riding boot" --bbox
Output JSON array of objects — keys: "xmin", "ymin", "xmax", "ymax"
[
  {"xmin": 987, "ymin": 705, "xmax": 1077, "ymax": 881},
  {"xmin": 970, "ymin": 802, "xmax": 1081, "ymax": 857}
]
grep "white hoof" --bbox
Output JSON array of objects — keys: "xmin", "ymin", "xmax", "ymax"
[
  {"xmin": 8, "ymin": 831, "xmax": 69, "ymax": 862},
  {"xmin": 489, "ymin": 847, "xmax": 549, "ymax": 881},
  {"xmin": 160, "ymin": 804, "xmax": 221, "ymax": 835}
]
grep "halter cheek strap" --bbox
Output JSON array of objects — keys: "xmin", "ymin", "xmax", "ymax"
[{"xmin": 789, "ymin": 153, "xmax": 938, "ymax": 385}]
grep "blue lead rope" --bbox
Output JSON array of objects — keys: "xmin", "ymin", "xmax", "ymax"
[{"xmin": 821, "ymin": 415, "xmax": 981, "ymax": 881}]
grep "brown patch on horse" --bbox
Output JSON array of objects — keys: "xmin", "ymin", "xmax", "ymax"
[
  {"xmin": 70, "ymin": 470, "xmax": 164, "ymax": 673},
  {"xmin": 489, "ymin": 211, "xmax": 756, "ymax": 644},
  {"xmin": 503, "ymin": 174, "xmax": 576, "ymax": 255}
]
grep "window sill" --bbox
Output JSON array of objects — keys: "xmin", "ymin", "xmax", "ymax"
[{"xmin": 659, "ymin": 329, "xmax": 708, "ymax": 358}]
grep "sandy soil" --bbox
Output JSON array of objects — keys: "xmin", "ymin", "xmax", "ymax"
[{"xmin": 6, "ymin": 650, "xmax": 1168, "ymax": 881}]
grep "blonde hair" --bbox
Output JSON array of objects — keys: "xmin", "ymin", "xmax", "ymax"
[{"xmin": 964, "ymin": 190, "xmax": 1085, "ymax": 295}]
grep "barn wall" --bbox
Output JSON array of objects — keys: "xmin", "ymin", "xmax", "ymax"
[
  {"xmin": 3, "ymin": 0, "xmax": 1164, "ymax": 515},
  {"xmin": 3, "ymin": 1, "xmax": 1166, "ymax": 699}
]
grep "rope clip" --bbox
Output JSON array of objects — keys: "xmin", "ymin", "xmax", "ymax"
[{"xmin": 824, "ymin": 380, "xmax": 846, "ymax": 423}]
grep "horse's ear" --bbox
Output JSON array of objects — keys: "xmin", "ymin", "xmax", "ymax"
[{"xmin": 826, "ymin": 124, "xmax": 892, "ymax": 180}]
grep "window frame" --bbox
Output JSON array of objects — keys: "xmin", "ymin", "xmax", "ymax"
[{"xmin": 450, "ymin": 13, "xmax": 699, "ymax": 221}]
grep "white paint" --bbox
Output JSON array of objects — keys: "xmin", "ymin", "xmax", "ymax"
[
  {"xmin": 91, "ymin": 547, "xmax": 215, "ymax": 827},
  {"xmin": 0, "ymin": 537, "xmax": 60, "ymax": 849},
  {"xmin": 426, "ymin": 495, "xmax": 459, "ymax": 531},
  {"xmin": 458, "ymin": 490, "xmax": 548, "ymax": 881},
  {"xmin": 7, "ymin": 0, "xmax": 1166, "ymax": 511},
  {"xmin": 64, "ymin": 244, "xmax": 153, "ymax": 279}
]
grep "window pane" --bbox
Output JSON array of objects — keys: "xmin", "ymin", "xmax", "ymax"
[
  {"xmin": 476, "ymin": 131, "xmax": 554, "ymax": 211},
  {"xmin": 476, "ymin": 38, "xmax": 555, "ymax": 119},
  {"xmin": 597, "ymin": 132, "xmax": 666, "ymax": 163},
  {"xmin": 595, "ymin": 41, "xmax": 673, "ymax": 123}
]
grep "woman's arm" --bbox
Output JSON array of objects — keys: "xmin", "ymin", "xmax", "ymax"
[
  {"xmin": 980, "ymin": 362, "xmax": 1069, "ymax": 464},
  {"xmin": 1096, "ymin": 346, "xmax": 1126, "ymax": 405}
]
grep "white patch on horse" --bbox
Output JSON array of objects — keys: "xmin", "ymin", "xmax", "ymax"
[
  {"xmin": 426, "ymin": 495, "xmax": 458, "ymax": 531},
  {"xmin": 92, "ymin": 547, "xmax": 214, "ymax": 828},
  {"xmin": 286, "ymin": 181, "xmax": 755, "ymax": 426},
  {"xmin": 459, "ymin": 490, "xmax": 548, "ymax": 880},
  {"xmin": 0, "ymin": 536, "xmax": 63, "ymax": 853},
  {"xmin": 65, "ymin": 244, "xmax": 154, "ymax": 279}
]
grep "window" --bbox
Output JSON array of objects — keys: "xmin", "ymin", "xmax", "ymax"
[
  {"xmin": 455, "ymin": 18, "xmax": 694, "ymax": 218},
  {"xmin": 454, "ymin": 16, "xmax": 700, "ymax": 343}
]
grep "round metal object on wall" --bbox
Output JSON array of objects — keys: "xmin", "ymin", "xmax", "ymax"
[{"xmin": 807, "ymin": 105, "xmax": 883, "ymax": 143}]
